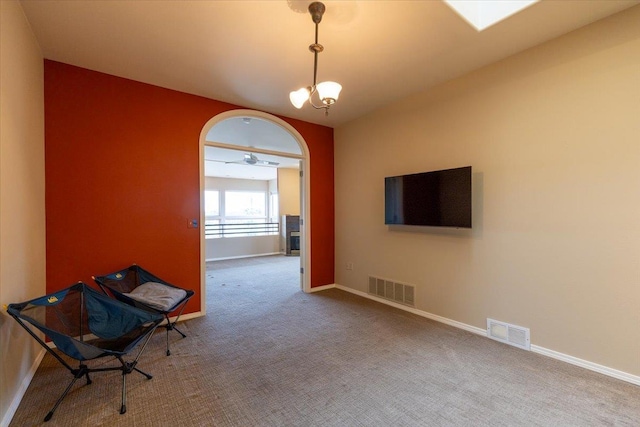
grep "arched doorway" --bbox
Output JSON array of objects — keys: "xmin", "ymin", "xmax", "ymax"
[{"xmin": 198, "ymin": 110, "xmax": 311, "ymax": 315}]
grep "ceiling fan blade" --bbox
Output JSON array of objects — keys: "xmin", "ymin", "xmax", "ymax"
[
  {"xmin": 258, "ymin": 160, "xmax": 280, "ymax": 166},
  {"xmin": 207, "ymin": 154, "xmax": 279, "ymax": 166},
  {"xmin": 252, "ymin": 163, "xmax": 278, "ymax": 168}
]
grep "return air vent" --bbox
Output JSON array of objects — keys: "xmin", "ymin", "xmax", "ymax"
[
  {"xmin": 368, "ymin": 276, "xmax": 415, "ymax": 307},
  {"xmin": 487, "ymin": 318, "xmax": 530, "ymax": 351}
]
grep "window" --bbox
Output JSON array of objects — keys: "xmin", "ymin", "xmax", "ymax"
[
  {"xmin": 204, "ymin": 189, "xmax": 278, "ymax": 238},
  {"xmin": 224, "ymin": 191, "xmax": 265, "ymax": 217},
  {"xmin": 269, "ymin": 193, "xmax": 279, "ymax": 223},
  {"xmin": 204, "ymin": 190, "xmax": 219, "ymax": 217}
]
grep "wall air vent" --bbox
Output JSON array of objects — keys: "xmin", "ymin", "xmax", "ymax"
[
  {"xmin": 487, "ymin": 318, "xmax": 530, "ymax": 351},
  {"xmin": 368, "ymin": 276, "xmax": 415, "ymax": 307}
]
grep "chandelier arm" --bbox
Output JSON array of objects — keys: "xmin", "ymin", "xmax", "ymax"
[
  {"xmin": 308, "ymin": 97, "xmax": 330, "ymax": 116},
  {"xmin": 308, "ymin": 99, "xmax": 328, "ymax": 110},
  {"xmin": 306, "ymin": 87, "xmax": 327, "ymax": 110}
]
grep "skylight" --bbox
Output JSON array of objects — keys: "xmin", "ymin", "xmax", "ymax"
[{"xmin": 445, "ymin": 0, "xmax": 539, "ymax": 31}]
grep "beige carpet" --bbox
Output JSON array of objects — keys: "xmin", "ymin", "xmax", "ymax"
[{"xmin": 9, "ymin": 255, "xmax": 640, "ymax": 426}]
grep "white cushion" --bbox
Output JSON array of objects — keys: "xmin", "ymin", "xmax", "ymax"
[{"xmin": 124, "ymin": 281, "xmax": 187, "ymax": 312}]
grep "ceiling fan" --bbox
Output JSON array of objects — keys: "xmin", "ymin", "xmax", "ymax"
[{"xmin": 224, "ymin": 153, "xmax": 280, "ymax": 167}]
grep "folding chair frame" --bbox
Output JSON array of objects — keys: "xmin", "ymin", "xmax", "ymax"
[
  {"xmin": 93, "ymin": 264, "xmax": 195, "ymax": 356},
  {"xmin": 7, "ymin": 284, "xmax": 162, "ymax": 422}
]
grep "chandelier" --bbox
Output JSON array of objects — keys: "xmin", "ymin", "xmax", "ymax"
[{"xmin": 289, "ymin": 2, "xmax": 342, "ymax": 115}]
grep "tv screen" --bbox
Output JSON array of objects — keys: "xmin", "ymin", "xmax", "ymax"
[{"xmin": 385, "ymin": 166, "xmax": 472, "ymax": 228}]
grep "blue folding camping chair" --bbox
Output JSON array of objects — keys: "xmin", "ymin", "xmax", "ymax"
[
  {"xmin": 7, "ymin": 282, "xmax": 163, "ymax": 422},
  {"xmin": 93, "ymin": 264, "xmax": 194, "ymax": 356}
]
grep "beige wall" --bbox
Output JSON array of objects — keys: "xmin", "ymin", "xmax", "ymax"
[
  {"xmin": 0, "ymin": 0, "xmax": 46, "ymax": 424},
  {"xmin": 277, "ymin": 168, "xmax": 300, "ymax": 216},
  {"xmin": 205, "ymin": 176, "xmax": 270, "ymax": 193},
  {"xmin": 205, "ymin": 235, "xmax": 279, "ymax": 261},
  {"xmin": 335, "ymin": 7, "xmax": 640, "ymax": 377}
]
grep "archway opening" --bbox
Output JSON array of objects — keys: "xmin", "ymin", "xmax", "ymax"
[{"xmin": 198, "ymin": 110, "xmax": 311, "ymax": 315}]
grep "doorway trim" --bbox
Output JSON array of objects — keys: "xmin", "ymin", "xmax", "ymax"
[{"xmin": 198, "ymin": 109, "xmax": 311, "ymax": 315}]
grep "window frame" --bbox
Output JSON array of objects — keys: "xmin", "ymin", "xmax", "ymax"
[{"xmin": 204, "ymin": 189, "xmax": 277, "ymax": 239}]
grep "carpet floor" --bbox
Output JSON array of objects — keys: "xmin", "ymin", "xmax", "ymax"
[{"xmin": 9, "ymin": 255, "xmax": 640, "ymax": 426}]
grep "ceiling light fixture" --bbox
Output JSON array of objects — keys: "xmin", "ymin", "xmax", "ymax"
[{"xmin": 289, "ymin": 2, "xmax": 341, "ymax": 116}]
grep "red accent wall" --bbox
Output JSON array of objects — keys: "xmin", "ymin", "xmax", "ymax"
[{"xmin": 44, "ymin": 60, "xmax": 334, "ymax": 313}]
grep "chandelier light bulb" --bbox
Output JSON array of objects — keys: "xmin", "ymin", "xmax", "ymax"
[
  {"xmin": 290, "ymin": 88, "xmax": 311, "ymax": 109},
  {"xmin": 316, "ymin": 81, "xmax": 342, "ymax": 105}
]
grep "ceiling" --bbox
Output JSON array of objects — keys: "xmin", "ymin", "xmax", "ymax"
[
  {"xmin": 204, "ymin": 115, "xmax": 302, "ymax": 180},
  {"xmin": 204, "ymin": 147, "xmax": 299, "ymax": 181},
  {"xmin": 20, "ymin": 0, "xmax": 639, "ymax": 129}
]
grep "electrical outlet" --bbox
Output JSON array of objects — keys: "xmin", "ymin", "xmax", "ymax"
[{"xmin": 346, "ymin": 262, "xmax": 354, "ymax": 271}]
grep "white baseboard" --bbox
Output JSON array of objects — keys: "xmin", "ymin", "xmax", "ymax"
[
  {"xmin": 307, "ymin": 283, "xmax": 336, "ymax": 293},
  {"xmin": 531, "ymin": 345, "xmax": 640, "ymax": 386},
  {"xmin": 1, "ymin": 348, "xmax": 46, "ymax": 427},
  {"xmin": 206, "ymin": 252, "xmax": 281, "ymax": 262},
  {"xmin": 335, "ymin": 285, "xmax": 486, "ymax": 336},
  {"xmin": 334, "ymin": 284, "xmax": 640, "ymax": 387},
  {"xmin": 170, "ymin": 311, "xmax": 203, "ymax": 322}
]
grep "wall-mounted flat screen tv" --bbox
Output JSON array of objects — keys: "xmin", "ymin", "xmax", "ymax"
[{"xmin": 385, "ymin": 166, "xmax": 472, "ymax": 228}]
